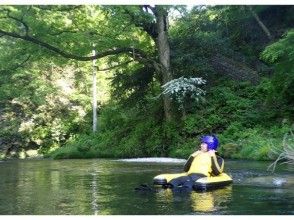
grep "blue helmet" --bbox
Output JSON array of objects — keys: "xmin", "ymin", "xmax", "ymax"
[{"xmin": 200, "ymin": 135, "xmax": 219, "ymax": 150}]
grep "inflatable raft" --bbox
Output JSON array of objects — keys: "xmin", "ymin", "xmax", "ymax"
[
  {"xmin": 153, "ymin": 135, "xmax": 233, "ymax": 191},
  {"xmin": 153, "ymin": 172, "xmax": 233, "ymax": 191}
]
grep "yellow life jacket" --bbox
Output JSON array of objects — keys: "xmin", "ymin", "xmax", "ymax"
[{"xmin": 188, "ymin": 151, "xmax": 212, "ymax": 176}]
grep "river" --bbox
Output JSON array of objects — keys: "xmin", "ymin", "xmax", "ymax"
[{"xmin": 0, "ymin": 158, "xmax": 293, "ymax": 215}]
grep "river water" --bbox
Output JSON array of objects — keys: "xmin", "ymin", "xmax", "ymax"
[{"xmin": 0, "ymin": 158, "xmax": 293, "ymax": 215}]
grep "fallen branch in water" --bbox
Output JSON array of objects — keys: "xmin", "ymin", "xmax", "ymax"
[{"xmin": 268, "ymin": 129, "xmax": 294, "ymax": 172}]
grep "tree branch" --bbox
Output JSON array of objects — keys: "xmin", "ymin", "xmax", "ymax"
[
  {"xmin": 123, "ymin": 6, "xmax": 158, "ymax": 40},
  {"xmin": 0, "ymin": 28, "xmax": 149, "ymax": 62},
  {"xmin": 0, "ymin": 9, "xmax": 29, "ymax": 35},
  {"xmin": 48, "ymin": 29, "xmax": 78, "ymax": 36},
  {"xmin": 143, "ymin": 5, "xmax": 156, "ymax": 14},
  {"xmin": 11, "ymin": 54, "xmax": 31, "ymax": 71},
  {"xmin": 248, "ymin": 6, "xmax": 273, "ymax": 41},
  {"xmin": 0, "ymin": 54, "xmax": 31, "ymax": 72}
]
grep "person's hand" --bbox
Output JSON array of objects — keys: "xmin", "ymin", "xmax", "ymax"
[{"xmin": 208, "ymin": 150, "xmax": 216, "ymax": 155}]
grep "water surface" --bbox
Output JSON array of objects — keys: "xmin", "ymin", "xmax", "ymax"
[{"xmin": 0, "ymin": 158, "xmax": 293, "ymax": 215}]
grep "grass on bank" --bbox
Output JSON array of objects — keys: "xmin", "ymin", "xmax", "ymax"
[{"xmin": 48, "ymin": 124, "xmax": 292, "ymax": 161}]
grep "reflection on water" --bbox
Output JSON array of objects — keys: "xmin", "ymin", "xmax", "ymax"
[
  {"xmin": 91, "ymin": 173, "xmax": 98, "ymax": 215},
  {"xmin": 155, "ymin": 186, "xmax": 232, "ymax": 213},
  {"xmin": 191, "ymin": 191, "xmax": 215, "ymax": 212},
  {"xmin": 190, "ymin": 186, "xmax": 232, "ymax": 213},
  {"xmin": 0, "ymin": 159, "xmax": 292, "ymax": 215}
]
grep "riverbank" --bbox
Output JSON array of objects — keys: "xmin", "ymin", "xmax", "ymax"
[
  {"xmin": 45, "ymin": 123, "xmax": 293, "ymax": 161},
  {"xmin": 46, "ymin": 125, "xmax": 292, "ymax": 161},
  {"xmin": 2, "ymin": 124, "xmax": 292, "ymax": 162}
]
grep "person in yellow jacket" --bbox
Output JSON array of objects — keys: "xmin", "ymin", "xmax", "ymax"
[{"xmin": 168, "ymin": 135, "xmax": 224, "ymax": 188}]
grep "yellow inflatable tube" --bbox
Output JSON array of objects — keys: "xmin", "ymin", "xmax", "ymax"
[
  {"xmin": 153, "ymin": 172, "xmax": 188, "ymax": 184},
  {"xmin": 153, "ymin": 172, "xmax": 232, "ymax": 190}
]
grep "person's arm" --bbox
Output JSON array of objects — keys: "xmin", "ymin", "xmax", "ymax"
[{"xmin": 210, "ymin": 153, "xmax": 224, "ymax": 176}]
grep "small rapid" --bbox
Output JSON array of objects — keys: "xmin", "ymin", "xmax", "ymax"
[{"xmin": 116, "ymin": 157, "xmax": 186, "ymax": 163}]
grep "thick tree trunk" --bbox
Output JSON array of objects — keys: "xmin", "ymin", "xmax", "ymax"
[{"xmin": 154, "ymin": 7, "xmax": 173, "ymax": 121}]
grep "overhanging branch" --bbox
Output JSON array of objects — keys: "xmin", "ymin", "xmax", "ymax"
[{"xmin": 0, "ymin": 28, "xmax": 149, "ymax": 62}]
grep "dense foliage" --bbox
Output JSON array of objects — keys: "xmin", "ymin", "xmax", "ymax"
[{"xmin": 1, "ymin": 5, "xmax": 293, "ymax": 161}]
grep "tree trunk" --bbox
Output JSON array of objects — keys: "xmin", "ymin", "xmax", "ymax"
[
  {"xmin": 248, "ymin": 6, "xmax": 273, "ymax": 41},
  {"xmin": 92, "ymin": 48, "xmax": 97, "ymax": 133},
  {"xmin": 154, "ymin": 6, "xmax": 173, "ymax": 121}
]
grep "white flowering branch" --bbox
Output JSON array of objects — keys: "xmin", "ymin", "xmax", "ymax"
[{"xmin": 161, "ymin": 77, "xmax": 206, "ymax": 105}]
